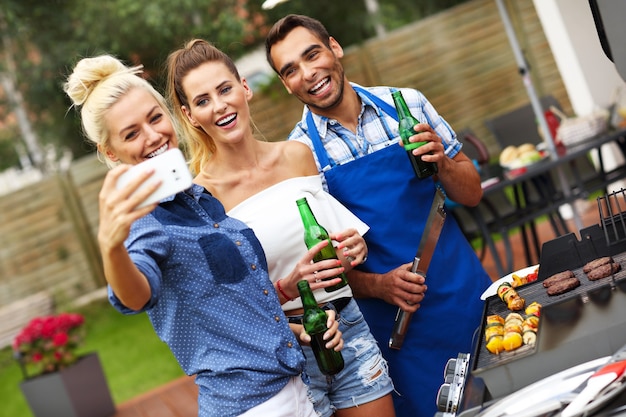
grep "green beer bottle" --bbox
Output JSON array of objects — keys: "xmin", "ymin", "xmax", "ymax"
[
  {"xmin": 297, "ymin": 280, "xmax": 344, "ymax": 376},
  {"xmin": 392, "ymin": 90, "xmax": 438, "ymax": 179},
  {"xmin": 296, "ymin": 197, "xmax": 348, "ymax": 292}
]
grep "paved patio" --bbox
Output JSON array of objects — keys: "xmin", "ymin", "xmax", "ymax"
[{"xmin": 113, "ymin": 376, "xmax": 197, "ymax": 417}]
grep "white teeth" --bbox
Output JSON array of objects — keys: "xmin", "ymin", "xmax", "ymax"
[
  {"xmin": 217, "ymin": 114, "xmax": 236, "ymax": 126},
  {"xmin": 310, "ymin": 78, "xmax": 328, "ymax": 94},
  {"xmin": 146, "ymin": 143, "xmax": 168, "ymax": 158}
]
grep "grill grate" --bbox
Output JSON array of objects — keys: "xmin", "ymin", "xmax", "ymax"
[
  {"xmin": 466, "ymin": 190, "xmax": 626, "ymax": 403},
  {"xmin": 473, "ymin": 252, "xmax": 626, "ymax": 372},
  {"xmin": 598, "ymin": 188, "xmax": 626, "ymax": 247}
]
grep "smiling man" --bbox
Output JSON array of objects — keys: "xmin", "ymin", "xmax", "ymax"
[{"xmin": 265, "ymin": 14, "xmax": 493, "ymax": 417}]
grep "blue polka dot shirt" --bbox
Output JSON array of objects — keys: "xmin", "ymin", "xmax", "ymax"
[{"xmin": 108, "ymin": 184, "xmax": 305, "ymax": 417}]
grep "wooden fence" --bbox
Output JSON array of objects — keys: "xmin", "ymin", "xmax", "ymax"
[
  {"xmin": 0, "ymin": 0, "xmax": 568, "ymax": 310},
  {"xmin": 249, "ymin": 0, "xmax": 569, "ymax": 157},
  {"xmin": 0, "ymin": 156, "xmax": 107, "ymax": 310}
]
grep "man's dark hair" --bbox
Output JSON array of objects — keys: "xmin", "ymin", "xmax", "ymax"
[{"xmin": 265, "ymin": 14, "xmax": 332, "ymax": 73}]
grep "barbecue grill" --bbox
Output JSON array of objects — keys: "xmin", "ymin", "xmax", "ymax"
[{"xmin": 436, "ymin": 189, "xmax": 626, "ymax": 416}]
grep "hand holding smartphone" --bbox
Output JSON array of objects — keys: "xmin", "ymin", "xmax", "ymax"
[{"xmin": 116, "ymin": 148, "xmax": 193, "ymax": 208}]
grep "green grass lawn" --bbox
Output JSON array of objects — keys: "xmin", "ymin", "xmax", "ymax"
[{"xmin": 0, "ymin": 298, "xmax": 185, "ymax": 417}]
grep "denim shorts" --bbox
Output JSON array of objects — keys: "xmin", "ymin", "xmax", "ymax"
[{"xmin": 290, "ymin": 298, "xmax": 394, "ymax": 417}]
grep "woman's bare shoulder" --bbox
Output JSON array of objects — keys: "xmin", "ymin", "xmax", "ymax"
[
  {"xmin": 281, "ymin": 141, "xmax": 317, "ymax": 175},
  {"xmin": 280, "ymin": 140, "xmax": 316, "ymax": 161}
]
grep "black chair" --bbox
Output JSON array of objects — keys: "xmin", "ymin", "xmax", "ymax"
[
  {"xmin": 450, "ymin": 131, "xmax": 518, "ymax": 264},
  {"xmin": 459, "ymin": 130, "xmax": 490, "ymax": 166},
  {"xmin": 484, "ymin": 96, "xmax": 575, "ymax": 236},
  {"xmin": 549, "ymin": 152, "xmax": 607, "ymax": 201},
  {"xmin": 452, "ymin": 129, "xmax": 576, "ymax": 276},
  {"xmin": 485, "ymin": 96, "xmax": 561, "ymax": 149},
  {"xmin": 449, "ymin": 131, "xmax": 489, "ymax": 259},
  {"xmin": 484, "ymin": 98, "xmax": 576, "ymax": 269}
]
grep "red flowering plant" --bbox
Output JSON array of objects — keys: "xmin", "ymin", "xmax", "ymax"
[{"xmin": 12, "ymin": 312, "xmax": 85, "ymax": 378}]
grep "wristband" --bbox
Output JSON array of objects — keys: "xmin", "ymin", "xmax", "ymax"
[{"xmin": 276, "ymin": 279, "xmax": 294, "ymax": 301}]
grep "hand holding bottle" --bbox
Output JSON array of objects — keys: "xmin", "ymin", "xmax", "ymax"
[
  {"xmin": 296, "ymin": 197, "xmax": 349, "ymax": 292},
  {"xmin": 397, "ymin": 121, "xmax": 448, "ymax": 171},
  {"xmin": 297, "ymin": 280, "xmax": 345, "ymax": 375},
  {"xmin": 276, "ymin": 240, "xmax": 346, "ymax": 303},
  {"xmin": 296, "ymin": 306, "xmax": 344, "ymax": 353},
  {"xmin": 329, "ymin": 228, "xmax": 368, "ymax": 268},
  {"xmin": 393, "ymin": 90, "xmax": 439, "ymax": 179}
]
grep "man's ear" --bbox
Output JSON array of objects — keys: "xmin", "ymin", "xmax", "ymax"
[
  {"xmin": 182, "ymin": 106, "xmax": 200, "ymax": 127},
  {"xmin": 329, "ymin": 36, "xmax": 344, "ymax": 59},
  {"xmin": 279, "ymin": 77, "xmax": 293, "ymax": 95}
]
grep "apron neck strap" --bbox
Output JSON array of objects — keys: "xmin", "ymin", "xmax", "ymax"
[
  {"xmin": 305, "ymin": 85, "xmax": 400, "ymax": 170},
  {"xmin": 305, "ymin": 111, "xmax": 333, "ymax": 170},
  {"xmin": 352, "ymin": 86, "xmax": 399, "ymax": 121}
]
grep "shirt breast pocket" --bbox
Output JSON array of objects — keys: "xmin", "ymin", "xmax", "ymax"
[{"xmin": 198, "ymin": 234, "xmax": 248, "ymax": 285}]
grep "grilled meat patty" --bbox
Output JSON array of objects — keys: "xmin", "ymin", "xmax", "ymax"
[
  {"xmin": 546, "ymin": 277, "xmax": 581, "ymax": 296},
  {"xmin": 582, "ymin": 256, "xmax": 613, "ymax": 273},
  {"xmin": 542, "ymin": 270, "xmax": 575, "ymax": 288},
  {"xmin": 586, "ymin": 262, "xmax": 621, "ymax": 281}
]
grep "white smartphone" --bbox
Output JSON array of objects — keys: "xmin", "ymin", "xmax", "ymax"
[{"xmin": 116, "ymin": 148, "xmax": 193, "ymax": 208}]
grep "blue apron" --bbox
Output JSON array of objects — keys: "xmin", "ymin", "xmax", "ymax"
[{"xmin": 305, "ymin": 86, "xmax": 491, "ymax": 417}]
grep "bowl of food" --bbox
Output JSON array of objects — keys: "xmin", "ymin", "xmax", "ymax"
[{"xmin": 499, "ymin": 143, "xmax": 547, "ymax": 170}]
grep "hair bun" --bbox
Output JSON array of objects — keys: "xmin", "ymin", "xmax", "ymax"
[{"xmin": 64, "ymin": 55, "xmax": 133, "ymax": 106}]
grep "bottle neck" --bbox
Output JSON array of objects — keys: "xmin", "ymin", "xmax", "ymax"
[
  {"xmin": 297, "ymin": 280, "xmax": 318, "ymax": 309},
  {"xmin": 392, "ymin": 91, "xmax": 412, "ymax": 120},
  {"xmin": 296, "ymin": 198, "xmax": 318, "ymax": 228}
]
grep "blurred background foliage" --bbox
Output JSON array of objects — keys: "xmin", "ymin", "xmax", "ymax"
[{"xmin": 0, "ymin": 0, "xmax": 469, "ymax": 171}]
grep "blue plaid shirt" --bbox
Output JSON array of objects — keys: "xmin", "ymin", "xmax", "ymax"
[
  {"xmin": 108, "ymin": 184, "xmax": 304, "ymax": 417},
  {"xmin": 288, "ymin": 83, "xmax": 462, "ymax": 188}
]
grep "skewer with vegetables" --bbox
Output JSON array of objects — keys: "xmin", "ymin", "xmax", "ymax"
[
  {"xmin": 502, "ymin": 313, "xmax": 524, "ymax": 351},
  {"xmin": 485, "ymin": 314, "xmax": 505, "ymax": 354},
  {"xmin": 497, "ymin": 282, "xmax": 525, "ymax": 311},
  {"xmin": 484, "ymin": 301, "xmax": 542, "ymax": 355},
  {"xmin": 522, "ymin": 302, "xmax": 541, "ymax": 346}
]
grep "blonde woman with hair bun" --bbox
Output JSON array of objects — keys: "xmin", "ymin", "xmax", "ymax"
[
  {"xmin": 64, "ymin": 54, "xmax": 342, "ymax": 417},
  {"xmin": 64, "ymin": 55, "xmax": 172, "ymax": 167}
]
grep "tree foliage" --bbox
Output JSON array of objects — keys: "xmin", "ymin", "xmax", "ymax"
[
  {"xmin": 0, "ymin": 0, "xmax": 469, "ymax": 168},
  {"xmin": 1, "ymin": 0, "xmax": 266, "ymax": 165},
  {"xmin": 261, "ymin": 0, "xmax": 470, "ymax": 45}
]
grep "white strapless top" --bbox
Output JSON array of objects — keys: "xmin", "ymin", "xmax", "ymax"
[{"xmin": 228, "ymin": 175, "xmax": 368, "ymax": 310}]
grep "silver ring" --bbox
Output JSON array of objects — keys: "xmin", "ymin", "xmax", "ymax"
[{"xmin": 362, "ymin": 256, "xmax": 368, "ymax": 264}]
